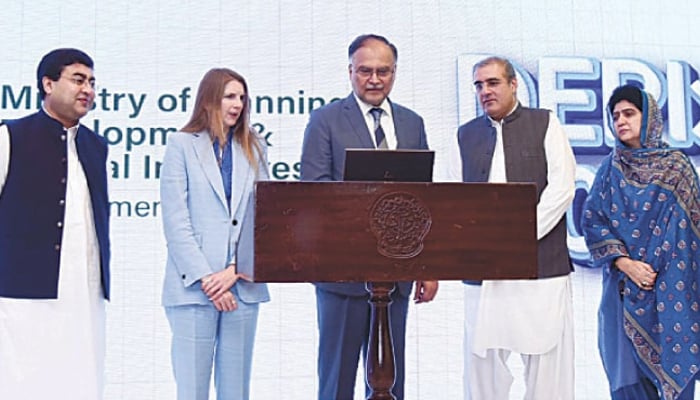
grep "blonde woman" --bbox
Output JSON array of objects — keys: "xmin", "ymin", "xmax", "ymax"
[{"xmin": 160, "ymin": 68, "xmax": 269, "ymax": 400}]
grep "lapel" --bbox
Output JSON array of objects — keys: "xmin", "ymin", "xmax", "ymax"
[
  {"xmin": 74, "ymin": 125, "xmax": 94, "ymax": 178},
  {"xmin": 342, "ymin": 94, "xmax": 375, "ymax": 148},
  {"xmin": 390, "ymin": 101, "xmax": 404, "ymax": 148},
  {"xmin": 192, "ymin": 131, "xmax": 229, "ymax": 210},
  {"xmin": 229, "ymin": 140, "xmax": 252, "ymax": 216},
  {"xmin": 479, "ymin": 116, "xmax": 497, "ymax": 179}
]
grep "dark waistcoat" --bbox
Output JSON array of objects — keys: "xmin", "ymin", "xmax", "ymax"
[
  {"xmin": 0, "ymin": 110, "xmax": 110, "ymax": 299},
  {"xmin": 457, "ymin": 105, "xmax": 571, "ymax": 280}
]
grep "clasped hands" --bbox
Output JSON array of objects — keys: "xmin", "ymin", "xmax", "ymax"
[
  {"xmin": 615, "ymin": 256, "xmax": 657, "ymax": 291},
  {"xmin": 200, "ymin": 265, "xmax": 252, "ymax": 312}
]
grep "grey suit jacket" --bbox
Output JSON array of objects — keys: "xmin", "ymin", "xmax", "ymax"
[
  {"xmin": 160, "ymin": 130, "xmax": 270, "ymax": 306},
  {"xmin": 300, "ymin": 93, "xmax": 429, "ymax": 296}
]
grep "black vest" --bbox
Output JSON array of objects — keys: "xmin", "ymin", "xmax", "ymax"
[
  {"xmin": 457, "ymin": 105, "xmax": 572, "ymax": 279},
  {"xmin": 0, "ymin": 110, "xmax": 111, "ymax": 299}
]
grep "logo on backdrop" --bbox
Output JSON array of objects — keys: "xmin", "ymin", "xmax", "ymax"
[{"xmin": 457, "ymin": 54, "xmax": 700, "ymax": 265}]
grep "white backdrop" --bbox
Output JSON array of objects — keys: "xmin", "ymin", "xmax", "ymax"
[{"xmin": 3, "ymin": 1, "xmax": 700, "ymax": 399}]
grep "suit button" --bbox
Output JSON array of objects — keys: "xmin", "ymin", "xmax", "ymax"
[
  {"xmin": 181, "ymin": 274, "xmax": 186, "ymax": 280},
  {"xmin": 54, "ymin": 244, "xmax": 61, "ymax": 251},
  {"xmin": 60, "ymin": 177, "xmax": 67, "ymax": 184},
  {"xmin": 232, "ymin": 219, "xmax": 238, "ymax": 226},
  {"xmin": 57, "ymin": 221, "xmax": 63, "ymax": 228},
  {"xmin": 59, "ymin": 199, "xmax": 65, "ymax": 206}
]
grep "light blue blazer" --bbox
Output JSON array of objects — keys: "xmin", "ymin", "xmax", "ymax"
[{"xmin": 160, "ymin": 130, "xmax": 270, "ymax": 307}]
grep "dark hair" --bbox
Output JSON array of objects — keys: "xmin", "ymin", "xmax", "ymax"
[
  {"xmin": 37, "ymin": 48, "xmax": 94, "ymax": 99},
  {"xmin": 348, "ymin": 34, "xmax": 398, "ymax": 62},
  {"xmin": 608, "ymin": 84, "xmax": 644, "ymax": 114},
  {"xmin": 473, "ymin": 56, "xmax": 516, "ymax": 82}
]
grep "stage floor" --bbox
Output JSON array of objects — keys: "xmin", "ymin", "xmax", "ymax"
[{"xmin": 104, "ymin": 266, "xmax": 698, "ymax": 399}]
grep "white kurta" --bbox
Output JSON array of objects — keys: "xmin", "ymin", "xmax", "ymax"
[
  {"xmin": 0, "ymin": 124, "xmax": 106, "ymax": 400},
  {"xmin": 463, "ymin": 109, "xmax": 577, "ymax": 400},
  {"xmin": 469, "ymin": 110, "xmax": 576, "ymax": 355}
]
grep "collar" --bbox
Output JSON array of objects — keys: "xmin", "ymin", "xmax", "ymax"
[
  {"xmin": 487, "ymin": 102, "xmax": 521, "ymax": 126},
  {"xmin": 39, "ymin": 106, "xmax": 80, "ymax": 132},
  {"xmin": 352, "ymin": 93, "xmax": 393, "ymax": 118}
]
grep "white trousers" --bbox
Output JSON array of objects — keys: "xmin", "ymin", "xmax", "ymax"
[{"xmin": 463, "ymin": 282, "xmax": 575, "ymax": 400}]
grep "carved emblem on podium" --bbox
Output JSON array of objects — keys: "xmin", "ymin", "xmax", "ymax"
[{"xmin": 369, "ymin": 191, "xmax": 432, "ymax": 259}]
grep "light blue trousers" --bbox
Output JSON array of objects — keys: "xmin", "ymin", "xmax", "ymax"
[{"xmin": 165, "ymin": 302, "xmax": 259, "ymax": 400}]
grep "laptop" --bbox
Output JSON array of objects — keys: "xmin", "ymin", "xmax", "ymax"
[{"xmin": 342, "ymin": 149, "xmax": 434, "ymax": 182}]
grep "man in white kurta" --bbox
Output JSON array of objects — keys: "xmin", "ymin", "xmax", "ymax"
[
  {"xmin": 457, "ymin": 57, "xmax": 576, "ymax": 400},
  {"xmin": 0, "ymin": 49, "xmax": 109, "ymax": 400}
]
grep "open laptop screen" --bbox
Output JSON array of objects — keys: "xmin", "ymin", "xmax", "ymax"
[{"xmin": 342, "ymin": 149, "xmax": 434, "ymax": 182}]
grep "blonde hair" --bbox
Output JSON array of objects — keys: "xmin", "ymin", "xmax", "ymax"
[{"xmin": 182, "ymin": 68, "xmax": 262, "ymax": 168}]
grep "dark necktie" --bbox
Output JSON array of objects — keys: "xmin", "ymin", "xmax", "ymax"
[{"xmin": 370, "ymin": 107, "xmax": 388, "ymax": 149}]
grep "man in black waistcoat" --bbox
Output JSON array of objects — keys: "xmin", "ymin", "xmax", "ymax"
[
  {"xmin": 458, "ymin": 56, "xmax": 576, "ymax": 400},
  {"xmin": 0, "ymin": 48, "xmax": 110, "ymax": 399}
]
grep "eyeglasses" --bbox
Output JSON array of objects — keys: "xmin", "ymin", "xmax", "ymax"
[
  {"xmin": 60, "ymin": 74, "xmax": 96, "ymax": 89},
  {"xmin": 354, "ymin": 66, "xmax": 394, "ymax": 79}
]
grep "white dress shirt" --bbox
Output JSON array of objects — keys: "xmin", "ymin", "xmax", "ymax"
[{"xmin": 353, "ymin": 94, "xmax": 398, "ymax": 149}]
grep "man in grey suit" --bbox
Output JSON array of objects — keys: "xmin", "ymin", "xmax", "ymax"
[{"xmin": 300, "ymin": 33, "xmax": 438, "ymax": 400}]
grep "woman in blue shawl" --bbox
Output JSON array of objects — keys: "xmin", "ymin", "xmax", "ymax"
[{"xmin": 581, "ymin": 84, "xmax": 700, "ymax": 400}]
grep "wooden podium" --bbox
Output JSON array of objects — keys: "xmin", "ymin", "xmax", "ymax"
[{"xmin": 253, "ymin": 181, "xmax": 537, "ymax": 400}]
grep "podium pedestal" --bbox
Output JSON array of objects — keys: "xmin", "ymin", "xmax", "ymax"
[{"xmin": 254, "ymin": 181, "xmax": 537, "ymax": 399}]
